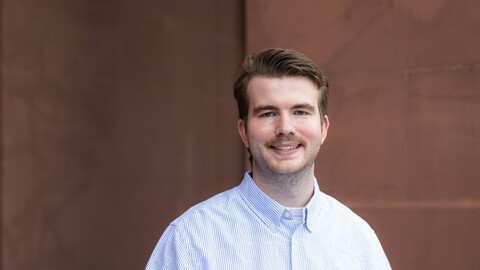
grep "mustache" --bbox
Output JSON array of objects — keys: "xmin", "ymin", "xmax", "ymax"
[{"xmin": 267, "ymin": 135, "xmax": 306, "ymax": 146}]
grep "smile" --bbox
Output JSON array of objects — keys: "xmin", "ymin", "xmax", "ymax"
[{"xmin": 271, "ymin": 145, "xmax": 300, "ymax": 151}]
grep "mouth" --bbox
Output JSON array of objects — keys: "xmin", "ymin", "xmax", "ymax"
[
  {"xmin": 271, "ymin": 145, "xmax": 301, "ymax": 151},
  {"xmin": 268, "ymin": 136, "xmax": 305, "ymax": 155},
  {"xmin": 270, "ymin": 139, "xmax": 304, "ymax": 154}
]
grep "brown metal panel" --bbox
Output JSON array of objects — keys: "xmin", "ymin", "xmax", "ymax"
[
  {"xmin": 246, "ymin": 0, "xmax": 480, "ymax": 72},
  {"xmin": 3, "ymin": 1, "xmax": 120, "ymax": 269},
  {"xmin": 355, "ymin": 207, "xmax": 480, "ymax": 270},
  {"xmin": 246, "ymin": 0, "xmax": 480, "ymax": 269},
  {"xmin": 315, "ymin": 71, "xmax": 408, "ymax": 202},
  {"xmin": 2, "ymin": 0, "xmax": 243, "ymax": 269},
  {"xmin": 317, "ymin": 68, "xmax": 480, "ymax": 202},
  {"xmin": 405, "ymin": 67, "xmax": 480, "ymax": 201}
]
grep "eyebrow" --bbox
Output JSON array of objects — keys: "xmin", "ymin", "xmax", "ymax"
[
  {"xmin": 291, "ymin": 103, "xmax": 316, "ymax": 111},
  {"xmin": 252, "ymin": 103, "xmax": 316, "ymax": 115},
  {"xmin": 253, "ymin": 105, "xmax": 278, "ymax": 115}
]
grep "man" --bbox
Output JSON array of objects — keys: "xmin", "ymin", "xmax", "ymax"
[{"xmin": 146, "ymin": 48, "xmax": 391, "ymax": 269}]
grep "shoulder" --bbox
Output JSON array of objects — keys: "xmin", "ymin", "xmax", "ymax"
[
  {"xmin": 315, "ymin": 192, "xmax": 391, "ymax": 267},
  {"xmin": 318, "ymin": 192, "xmax": 374, "ymax": 232},
  {"xmin": 170, "ymin": 186, "xmax": 242, "ymax": 229}
]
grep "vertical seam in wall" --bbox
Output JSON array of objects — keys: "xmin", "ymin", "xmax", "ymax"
[
  {"xmin": 0, "ymin": 0, "xmax": 4, "ymax": 266},
  {"xmin": 240, "ymin": 0, "xmax": 250, "ymax": 172}
]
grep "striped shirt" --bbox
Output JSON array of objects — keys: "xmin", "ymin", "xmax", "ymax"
[{"xmin": 146, "ymin": 172, "xmax": 391, "ymax": 269}]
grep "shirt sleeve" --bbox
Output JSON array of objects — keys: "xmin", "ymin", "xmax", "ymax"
[
  {"xmin": 145, "ymin": 225, "xmax": 193, "ymax": 270},
  {"xmin": 366, "ymin": 229, "xmax": 392, "ymax": 270}
]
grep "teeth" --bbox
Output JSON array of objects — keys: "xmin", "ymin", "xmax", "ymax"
[{"xmin": 274, "ymin": 146, "xmax": 298, "ymax": 151}]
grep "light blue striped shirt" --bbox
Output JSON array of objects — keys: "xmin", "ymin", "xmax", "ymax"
[{"xmin": 146, "ymin": 172, "xmax": 391, "ymax": 269}]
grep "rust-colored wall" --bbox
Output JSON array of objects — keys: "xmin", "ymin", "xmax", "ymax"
[
  {"xmin": 3, "ymin": 0, "xmax": 480, "ymax": 269},
  {"xmin": 1, "ymin": 0, "xmax": 243, "ymax": 269},
  {"xmin": 246, "ymin": 0, "xmax": 480, "ymax": 269}
]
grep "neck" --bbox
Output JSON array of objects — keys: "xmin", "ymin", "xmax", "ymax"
[{"xmin": 251, "ymin": 166, "xmax": 315, "ymax": 208}]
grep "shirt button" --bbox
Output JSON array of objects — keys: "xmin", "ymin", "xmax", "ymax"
[{"xmin": 283, "ymin": 211, "xmax": 291, "ymax": 218}]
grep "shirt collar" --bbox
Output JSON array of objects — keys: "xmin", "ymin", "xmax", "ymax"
[
  {"xmin": 304, "ymin": 178, "xmax": 322, "ymax": 232},
  {"xmin": 238, "ymin": 171, "xmax": 323, "ymax": 233}
]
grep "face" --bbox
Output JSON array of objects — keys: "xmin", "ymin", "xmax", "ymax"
[{"xmin": 237, "ymin": 76, "xmax": 329, "ymax": 177}]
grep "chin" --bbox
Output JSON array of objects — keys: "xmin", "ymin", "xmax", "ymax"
[{"xmin": 270, "ymin": 164, "xmax": 306, "ymax": 175}]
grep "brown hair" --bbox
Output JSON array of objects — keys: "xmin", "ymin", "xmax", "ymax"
[{"xmin": 233, "ymin": 48, "xmax": 329, "ymax": 123}]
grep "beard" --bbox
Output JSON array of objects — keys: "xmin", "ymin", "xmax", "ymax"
[{"xmin": 249, "ymin": 134, "xmax": 320, "ymax": 189}]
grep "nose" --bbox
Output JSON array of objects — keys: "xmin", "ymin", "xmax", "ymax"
[{"xmin": 275, "ymin": 114, "xmax": 295, "ymax": 136}]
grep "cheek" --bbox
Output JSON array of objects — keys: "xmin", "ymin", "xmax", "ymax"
[
  {"xmin": 247, "ymin": 129, "xmax": 263, "ymax": 142},
  {"xmin": 300, "ymin": 124, "xmax": 324, "ymax": 141},
  {"xmin": 247, "ymin": 126, "xmax": 272, "ymax": 144}
]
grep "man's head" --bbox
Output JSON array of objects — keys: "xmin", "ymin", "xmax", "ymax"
[
  {"xmin": 233, "ymin": 48, "xmax": 329, "ymax": 125},
  {"xmin": 234, "ymin": 48, "xmax": 330, "ymax": 177}
]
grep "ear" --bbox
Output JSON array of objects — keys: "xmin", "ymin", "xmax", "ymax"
[
  {"xmin": 321, "ymin": 115, "xmax": 329, "ymax": 143},
  {"xmin": 237, "ymin": 119, "xmax": 249, "ymax": 148}
]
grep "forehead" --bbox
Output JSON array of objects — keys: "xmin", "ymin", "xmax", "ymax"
[{"xmin": 246, "ymin": 76, "xmax": 320, "ymax": 108}]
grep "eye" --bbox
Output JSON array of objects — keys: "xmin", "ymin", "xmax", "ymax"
[
  {"xmin": 260, "ymin": 111, "xmax": 276, "ymax": 117},
  {"xmin": 293, "ymin": 110, "xmax": 309, "ymax": 116}
]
